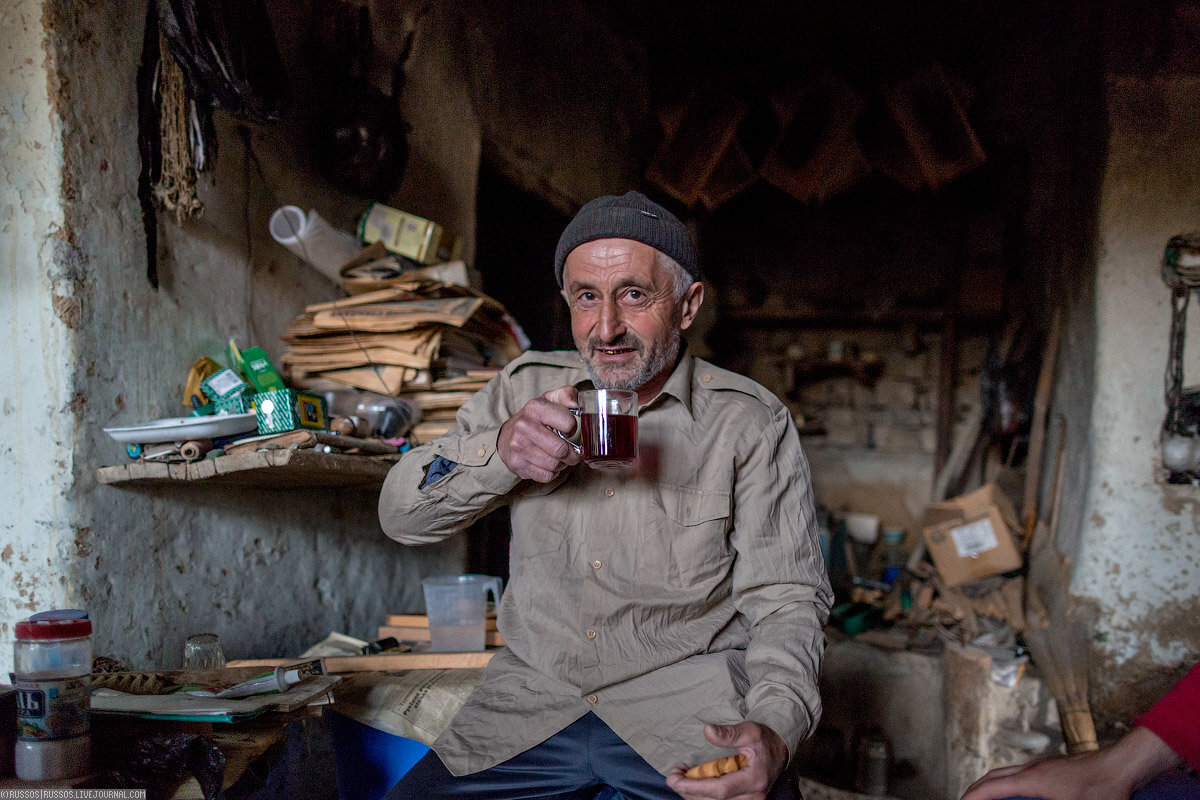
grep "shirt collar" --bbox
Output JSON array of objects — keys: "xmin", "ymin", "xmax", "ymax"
[{"xmin": 565, "ymin": 345, "xmax": 696, "ymax": 419}]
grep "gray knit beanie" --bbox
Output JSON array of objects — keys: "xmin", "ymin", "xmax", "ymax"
[{"xmin": 554, "ymin": 191, "xmax": 701, "ymax": 287}]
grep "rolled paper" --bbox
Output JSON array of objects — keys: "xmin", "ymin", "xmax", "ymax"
[{"xmin": 269, "ymin": 205, "xmax": 364, "ymax": 284}]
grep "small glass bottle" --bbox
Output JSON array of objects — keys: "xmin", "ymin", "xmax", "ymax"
[
  {"xmin": 881, "ymin": 528, "xmax": 906, "ymax": 585},
  {"xmin": 14, "ymin": 613, "xmax": 93, "ymax": 780}
]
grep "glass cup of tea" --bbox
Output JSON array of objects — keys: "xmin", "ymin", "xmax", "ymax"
[{"xmin": 557, "ymin": 388, "xmax": 638, "ymax": 470}]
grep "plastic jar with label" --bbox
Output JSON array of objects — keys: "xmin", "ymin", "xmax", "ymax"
[{"xmin": 14, "ymin": 614, "xmax": 92, "ymax": 780}]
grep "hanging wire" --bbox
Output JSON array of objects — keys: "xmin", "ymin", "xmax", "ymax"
[
  {"xmin": 276, "ymin": 210, "xmax": 402, "ymax": 401},
  {"xmin": 1162, "ymin": 233, "xmax": 1200, "ymax": 435}
]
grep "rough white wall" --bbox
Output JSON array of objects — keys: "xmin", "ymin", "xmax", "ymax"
[
  {"xmin": 1077, "ymin": 74, "xmax": 1200, "ymax": 708},
  {"xmin": 0, "ymin": 0, "xmax": 79, "ymax": 656}
]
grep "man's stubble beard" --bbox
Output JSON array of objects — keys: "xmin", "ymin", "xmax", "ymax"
[{"xmin": 583, "ymin": 327, "xmax": 682, "ymax": 392}]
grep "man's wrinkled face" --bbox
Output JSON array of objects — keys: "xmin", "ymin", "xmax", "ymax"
[{"xmin": 561, "ymin": 239, "xmax": 688, "ymax": 392}]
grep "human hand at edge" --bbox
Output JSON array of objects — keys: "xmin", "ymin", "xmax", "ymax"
[
  {"xmin": 959, "ymin": 726, "xmax": 1183, "ymax": 800},
  {"xmin": 665, "ymin": 721, "xmax": 788, "ymax": 800},
  {"xmin": 497, "ymin": 385, "xmax": 582, "ymax": 482}
]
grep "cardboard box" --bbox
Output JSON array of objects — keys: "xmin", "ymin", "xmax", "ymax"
[
  {"xmin": 920, "ymin": 483, "xmax": 1022, "ymax": 587},
  {"xmin": 358, "ymin": 203, "xmax": 461, "ymax": 265},
  {"xmin": 255, "ymin": 389, "xmax": 328, "ymax": 435}
]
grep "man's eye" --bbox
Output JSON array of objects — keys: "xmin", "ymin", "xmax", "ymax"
[{"xmin": 578, "ymin": 292, "xmax": 596, "ymax": 303}]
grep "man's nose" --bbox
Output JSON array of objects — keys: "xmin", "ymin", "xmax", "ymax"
[{"xmin": 598, "ymin": 298, "xmax": 625, "ymax": 341}]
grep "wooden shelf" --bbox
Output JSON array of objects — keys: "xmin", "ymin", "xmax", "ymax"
[{"xmin": 96, "ymin": 449, "xmax": 394, "ymax": 490}]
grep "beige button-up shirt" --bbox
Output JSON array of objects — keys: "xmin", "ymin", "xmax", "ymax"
[{"xmin": 378, "ymin": 349, "xmax": 832, "ymax": 776}]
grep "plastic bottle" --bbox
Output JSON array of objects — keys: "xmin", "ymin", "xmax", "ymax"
[
  {"xmin": 855, "ymin": 728, "xmax": 890, "ymax": 796},
  {"xmin": 881, "ymin": 528, "xmax": 906, "ymax": 585},
  {"xmin": 14, "ymin": 613, "xmax": 93, "ymax": 780}
]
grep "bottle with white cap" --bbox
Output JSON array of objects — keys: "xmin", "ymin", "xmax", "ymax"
[{"xmin": 14, "ymin": 610, "xmax": 93, "ymax": 780}]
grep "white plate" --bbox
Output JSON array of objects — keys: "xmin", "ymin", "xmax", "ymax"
[{"xmin": 103, "ymin": 413, "xmax": 258, "ymax": 444}]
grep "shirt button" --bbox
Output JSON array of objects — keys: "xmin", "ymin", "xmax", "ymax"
[
  {"xmin": 587, "ymin": 694, "xmax": 598, "ymax": 704},
  {"xmin": 586, "ymin": 629, "xmax": 597, "ymax": 639},
  {"xmin": 591, "ymin": 560, "xmax": 602, "ymax": 569},
  {"xmin": 702, "ymin": 373, "xmax": 713, "ymax": 382},
  {"xmin": 478, "ymin": 447, "xmax": 487, "ymax": 457},
  {"xmin": 604, "ymin": 488, "xmax": 614, "ymax": 497}
]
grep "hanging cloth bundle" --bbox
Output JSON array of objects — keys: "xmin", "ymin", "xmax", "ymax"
[{"xmin": 137, "ymin": 0, "xmax": 291, "ymax": 281}]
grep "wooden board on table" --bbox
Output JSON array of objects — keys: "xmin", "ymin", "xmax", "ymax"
[
  {"xmin": 385, "ymin": 613, "xmax": 497, "ymax": 631},
  {"xmin": 379, "ymin": 625, "xmax": 505, "ymax": 647},
  {"xmin": 228, "ymin": 652, "xmax": 494, "ymax": 672}
]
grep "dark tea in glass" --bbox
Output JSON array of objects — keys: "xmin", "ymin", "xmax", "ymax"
[
  {"xmin": 576, "ymin": 389, "xmax": 638, "ymax": 470},
  {"xmin": 580, "ymin": 412, "xmax": 638, "ymax": 469}
]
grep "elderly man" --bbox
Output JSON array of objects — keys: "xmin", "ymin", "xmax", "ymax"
[{"xmin": 378, "ymin": 191, "xmax": 831, "ymax": 800}]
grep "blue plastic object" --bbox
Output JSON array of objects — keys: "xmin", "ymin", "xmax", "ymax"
[{"xmin": 326, "ymin": 710, "xmax": 431, "ymax": 800}]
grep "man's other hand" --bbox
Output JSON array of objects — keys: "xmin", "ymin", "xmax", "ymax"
[
  {"xmin": 498, "ymin": 385, "xmax": 583, "ymax": 482},
  {"xmin": 666, "ymin": 722, "xmax": 788, "ymax": 800}
]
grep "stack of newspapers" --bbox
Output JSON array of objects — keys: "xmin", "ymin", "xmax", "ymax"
[{"xmin": 282, "ymin": 275, "xmax": 528, "ymax": 442}]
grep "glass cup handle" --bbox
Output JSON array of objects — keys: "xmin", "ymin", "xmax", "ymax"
[{"xmin": 550, "ymin": 408, "xmax": 583, "ymax": 456}]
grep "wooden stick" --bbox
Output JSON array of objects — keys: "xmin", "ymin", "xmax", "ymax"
[{"xmin": 1023, "ymin": 309, "xmax": 1063, "ymax": 541}]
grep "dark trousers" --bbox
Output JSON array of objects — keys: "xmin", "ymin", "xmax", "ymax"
[{"xmin": 382, "ymin": 712, "xmax": 798, "ymax": 800}]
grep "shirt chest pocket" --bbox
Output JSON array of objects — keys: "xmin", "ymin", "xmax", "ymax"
[{"xmin": 656, "ymin": 485, "xmax": 733, "ymax": 588}]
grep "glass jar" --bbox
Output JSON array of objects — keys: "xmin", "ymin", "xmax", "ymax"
[{"xmin": 14, "ymin": 614, "xmax": 93, "ymax": 780}]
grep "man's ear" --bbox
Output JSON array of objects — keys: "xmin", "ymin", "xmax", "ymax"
[
  {"xmin": 677, "ymin": 282, "xmax": 705, "ymax": 331},
  {"xmin": 560, "ymin": 288, "xmax": 569, "ymax": 306}
]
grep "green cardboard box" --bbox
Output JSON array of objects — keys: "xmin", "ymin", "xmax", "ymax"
[
  {"xmin": 254, "ymin": 389, "xmax": 328, "ymax": 435},
  {"xmin": 201, "ymin": 368, "xmax": 249, "ymax": 400}
]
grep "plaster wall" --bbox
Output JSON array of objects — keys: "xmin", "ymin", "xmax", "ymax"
[
  {"xmin": 1077, "ymin": 74, "xmax": 1200, "ymax": 714},
  {"xmin": 2, "ymin": 0, "xmax": 652, "ymax": 674},
  {"xmin": 0, "ymin": 0, "xmax": 78, "ymax": 644},
  {"xmin": 0, "ymin": 0, "xmax": 471, "ymax": 675}
]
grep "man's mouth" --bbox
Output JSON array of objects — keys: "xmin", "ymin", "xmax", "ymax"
[{"xmin": 596, "ymin": 347, "xmax": 636, "ymax": 356}]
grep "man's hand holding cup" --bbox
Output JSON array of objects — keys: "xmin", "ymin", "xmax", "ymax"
[{"xmin": 498, "ymin": 386, "xmax": 583, "ymax": 482}]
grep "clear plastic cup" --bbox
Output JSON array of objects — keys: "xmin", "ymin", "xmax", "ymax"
[{"xmin": 421, "ymin": 575, "xmax": 502, "ymax": 652}]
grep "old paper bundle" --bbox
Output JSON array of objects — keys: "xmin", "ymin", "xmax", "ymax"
[
  {"xmin": 282, "ymin": 275, "xmax": 528, "ymax": 442},
  {"xmin": 333, "ymin": 669, "xmax": 483, "ymax": 746}
]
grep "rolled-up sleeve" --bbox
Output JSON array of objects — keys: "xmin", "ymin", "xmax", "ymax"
[{"xmin": 730, "ymin": 403, "xmax": 833, "ymax": 760}]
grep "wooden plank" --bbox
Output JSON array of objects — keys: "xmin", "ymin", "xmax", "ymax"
[
  {"xmin": 95, "ymin": 449, "xmax": 392, "ymax": 490},
  {"xmin": 228, "ymin": 652, "xmax": 494, "ymax": 672},
  {"xmin": 385, "ymin": 613, "xmax": 497, "ymax": 631},
  {"xmin": 934, "ymin": 314, "xmax": 959, "ymax": 475},
  {"xmin": 1022, "ymin": 309, "xmax": 1063, "ymax": 541},
  {"xmin": 379, "ymin": 625, "xmax": 505, "ymax": 647}
]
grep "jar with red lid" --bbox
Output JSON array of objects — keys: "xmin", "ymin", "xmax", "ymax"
[{"xmin": 14, "ymin": 612, "xmax": 92, "ymax": 780}]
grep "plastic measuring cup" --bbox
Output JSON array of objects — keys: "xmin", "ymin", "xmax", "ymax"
[{"xmin": 421, "ymin": 575, "xmax": 502, "ymax": 652}]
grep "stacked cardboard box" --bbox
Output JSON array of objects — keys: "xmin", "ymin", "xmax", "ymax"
[{"xmin": 281, "ymin": 272, "xmax": 528, "ymax": 443}]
